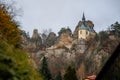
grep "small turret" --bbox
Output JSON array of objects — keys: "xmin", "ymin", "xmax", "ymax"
[{"xmin": 82, "ymin": 13, "xmax": 86, "ymax": 22}]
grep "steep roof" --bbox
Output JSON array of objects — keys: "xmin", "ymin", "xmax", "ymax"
[
  {"xmin": 79, "ymin": 13, "xmax": 95, "ymax": 32},
  {"xmin": 80, "ymin": 23, "xmax": 94, "ymax": 32}
]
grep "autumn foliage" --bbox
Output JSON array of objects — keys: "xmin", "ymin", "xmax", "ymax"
[{"xmin": 0, "ymin": 2, "xmax": 21, "ymax": 46}]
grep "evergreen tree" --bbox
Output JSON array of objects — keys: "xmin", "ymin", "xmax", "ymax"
[
  {"xmin": 55, "ymin": 71, "xmax": 62, "ymax": 80},
  {"xmin": 58, "ymin": 27, "xmax": 72, "ymax": 36},
  {"xmin": 66, "ymin": 27, "xmax": 72, "ymax": 36},
  {"xmin": 98, "ymin": 31, "xmax": 108, "ymax": 42},
  {"xmin": 111, "ymin": 22, "xmax": 120, "ymax": 38},
  {"xmin": 63, "ymin": 66, "xmax": 78, "ymax": 80},
  {"xmin": 40, "ymin": 56, "xmax": 52, "ymax": 80},
  {"xmin": 58, "ymin": 27, "xmax": 66, "ymax": 36}
]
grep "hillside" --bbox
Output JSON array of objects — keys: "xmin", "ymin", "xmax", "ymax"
[
  {"xmin": 21, "ymin": 23, "xmax": 120, "ymax": 80},
  {"xmin": 1, "ymin": 1, "xmax": 120, "ymax": 80},
  {"xmin": 0, "ymin": 2, "xmax": 43, "ymax": 80},
  {"xmin": 0, "ymin": 40, "xmax": 43, "ymax": 80}
]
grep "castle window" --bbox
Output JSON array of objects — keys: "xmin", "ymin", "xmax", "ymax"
[
  {"xmin": 86, "ymin": 31, "xmax": 89, "ymax": 35},
  {"xmin": 80, "ymin": 30, "xmax": 82, "ymax": 34}
]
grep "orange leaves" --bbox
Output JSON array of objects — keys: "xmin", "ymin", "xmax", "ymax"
[{"xmin": 0, "ymin": 3, "xmax": 21, "ymax": 46}]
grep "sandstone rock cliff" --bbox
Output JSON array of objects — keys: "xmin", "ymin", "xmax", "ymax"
[
  {"xmin": 30, "ymin": 36, "xmax": 119, "ymax": 80},
  {"xmin": 46, "ymin": 32, "xmax": 57, "ymax": 47},
  {"xmin": 20, "ymin": 29, "xmax": 42, "ymax": 52},
  {"xmin": 29, "ymin": 29, "xmax": 42, "ymax": 52},
  {"xmin": 20, "ymin": 23, "xmax": 119, "ymax": 80}
]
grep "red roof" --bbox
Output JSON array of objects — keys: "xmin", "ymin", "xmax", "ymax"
[{"xmin": 87, "ymin": 75, "xmax": 96, "ymax": 80}]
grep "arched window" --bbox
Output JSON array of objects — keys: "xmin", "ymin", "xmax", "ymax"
[
  {"xmin": 86, "ymin": 31, "xmax": 89, "ymax": 35},
  {"xmin": 80, "ymin": 30, "xmax": 82, "ymax": 34}
]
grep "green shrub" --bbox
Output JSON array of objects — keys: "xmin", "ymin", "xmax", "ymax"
[{"xmin": 0, "ymin": 40, "xmax": 43, "ymax": 80}]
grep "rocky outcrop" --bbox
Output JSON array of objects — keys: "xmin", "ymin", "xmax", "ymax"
[
  {"xmin": 20, "ymin": 21, "xmax": 119, "ymax": 80},
  {"xmin": 29, "ymin": 29, "xmax": 42, "ymax": 51},
  {"xmin": 20, "ymin": 30, "xmax": 30, "ymax": 49},
  {"xmin": 58, "ymin": 27, "xmax": 72, "ymax": 36},
  {"xmin": 46, "ymin": 32, "xmax": 57, "ymax": 47},
  {"xmin": 65, "ymin": 27, "xmax": 72, "ymax": 36},
  {"xmin": 30, "ymin": 36, "xmax": 119, "ymax": 80},
  {"xmin": 45, "ymin": 33, "xmax": 74, "ymax": 50},
  {"xmin": 20, "ymin": 29, "xmax": 42, "ymax": 52}
]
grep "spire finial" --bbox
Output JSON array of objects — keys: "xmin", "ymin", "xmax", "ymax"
[{"xmin": 82, "ymin": 12, "xmax": 85, "ymax": 21}]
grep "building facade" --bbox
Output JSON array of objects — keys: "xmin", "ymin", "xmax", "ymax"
[{"xmin": 78, "ymin": 13, "xmax": 96, "ymax": 39}]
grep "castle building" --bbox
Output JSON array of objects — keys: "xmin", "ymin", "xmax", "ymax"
[
  {"xmin": 78, "ymin": 13, "xmax": 96, "ymax": 39},
  {"xmin": 74, "ymin": 13, "xmax": 96, "ymax": 53}
]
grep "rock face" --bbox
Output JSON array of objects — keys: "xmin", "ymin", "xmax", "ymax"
[
  {"xmin": 30, "ymin": 36, "xmax": 119, "ymax": 80},
  {"xmin": 29, "ymin": 29, "xmax": 42, "ymax": 51},
  {"xmin": 21, "ymin": 29, "xmax": 119, "ymax": 80},
  {"xmin": 58, "ymin": 27, "xmax": 72, "ymax": 36},
  {"xmin": 20, "ymin": 30, "xmax": 30, "ymax": 49},
  {"xmin": 75, "ymin": 39, "xmax": 87, "ymax": 53},
  {"xmin": 54, "ymin": 33, "xmax": 73, "ymax": 50},
  {"xmin": 20, "ymin": 29, "xmax": 42, "ymax": 52},
  {"xmin": 46, "ymin": 32, "xmax": 57, "ymax": 47},
  {"xmin": 20, "ymin": 15, "xmax": 119, "ymax": 80}
]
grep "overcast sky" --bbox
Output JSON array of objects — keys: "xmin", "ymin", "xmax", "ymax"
[{"xmin": 9, "ymin": 0, "xmax": 120, "ymax": 36}]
